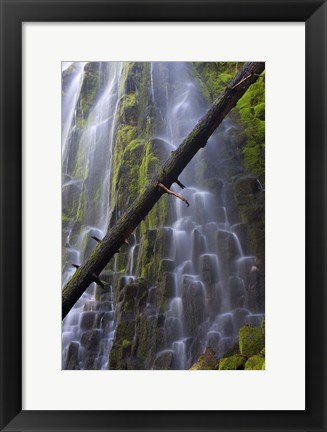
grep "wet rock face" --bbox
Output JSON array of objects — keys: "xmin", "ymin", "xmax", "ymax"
[
  {"xmin": 157, "ymin": 272, "xmax": 176, "ymax": 313},
  {"xmin": 182, "ymin": 281, "xmax": 205, "ymax": 335},
  {"xmin": 153, "ymin": 350, "xmax": 173, "ymax": 370},
  {"xmin": 65, "ymin": 341, "xmax": 80, "ymax": 370},
  {"xmin": 80, "ymin": 311, "xmax": 96, "ymax": 331},
  {"xmin": 228, "ymin": 277, "xmax": 246, "ymax": 309},
  {"xmin": 62, "ymin": 179, "xmax": 82, "ymax": 220},
  {"xmin": 232, "ymin": 174, "xmax": 265, "ymax": 259},
  {"xmin": 239, "ymin": 325, "xmax": 264, "ymax": 357},
  {"xmin": 233, "ymin": 175, "xmax": 260, "ymax": 196},
  {"xmin": 132, "ymin": 312, "xmax": 158, "ymax": 364},
  {"xmin": 189, "ymin": 348, "xmax": 219, "ymax": 370},
  {"xmin": 216, "ymin": 230, "xmax": 241, "ymax": 277},
  {"xmin": 200, "ymin": 254, "xmax": 219, "ymax": 285},
  {"xmin": 192, "ymin": 229, "xmax": 206, "ymax": 272},
  {"xmin": 109, "ymin": 281, "xmax": 149, "ymax": 369},
  {"xmin": 231, "ymin": 223, "xmax": 248, "ymax": 255},
  {"xmin": 75, "ymin": 62, "xmax": 108, "ymax": 127},
  {"xmin": 230, "ymin": 174, "xmax": 265, "ymax": 313},
  {"xmin": 81, "ymin": 330, "xmax": 102, "ymax": 353}
]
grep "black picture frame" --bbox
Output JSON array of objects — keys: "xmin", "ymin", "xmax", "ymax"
[{"xmin": 0, "ymin": 0, "xmax": 326, "ymax": 431}]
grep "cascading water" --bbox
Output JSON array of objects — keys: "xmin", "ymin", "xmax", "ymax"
[
  {"xmin": 62, "ymin": 61, "xmax": 264, "ymax": 370},
  {"xmin": 62, "ymin": 62, "xmax": 123, "ymax": 369},
  {"xmin": 148, "ymin": 63, "xmax": 264, "ymax": 369}
]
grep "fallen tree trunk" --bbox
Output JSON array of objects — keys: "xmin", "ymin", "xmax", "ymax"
[{"xmin": 62, "ymin": 61, "xmax": 265, "ymax": 319}]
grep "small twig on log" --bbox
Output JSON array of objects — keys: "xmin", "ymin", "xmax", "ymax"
[
  {"xmin": 158, "ymin": 182, "xmax": 190, "ymax": 207},
  {"xmin": 175, "ymin": 179, "xmax": 186, "ymax": 189},
  {"xmin": 91, "ymin": 236, "xmax": 102, "ymax": 243},
  {"xmin": 72, "ymin": 264, "xmax": 80, "ymax": 269},
  {"xmin": 124, "ymin": 239, "xmax": 129, "ymax": 246}
]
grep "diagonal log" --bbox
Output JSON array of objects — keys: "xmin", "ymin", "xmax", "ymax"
[{"xmin": 62, "ymin": 62, "xmax": 265, "ymax": 319}]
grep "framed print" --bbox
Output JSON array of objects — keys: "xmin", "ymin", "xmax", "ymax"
[{"xmin": 0, "ymin": 0, "xmax": 326, "ymax": 431}]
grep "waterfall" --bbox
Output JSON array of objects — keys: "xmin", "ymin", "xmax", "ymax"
[
  {"xmin": 62, "ymin": 62, "xmax": 123, "ymax": 370},
  {"xmin": 62, "ymin": 61, "xmax": 264, "ymax": 370},
  {"xmin": 149, "ymin": 63, "xmax": 264, "ymax": 368}
]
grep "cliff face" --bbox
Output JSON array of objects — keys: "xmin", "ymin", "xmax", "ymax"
[{"xmin": 62, "ymin": 62, "xmax": 265, "ymax": 370}]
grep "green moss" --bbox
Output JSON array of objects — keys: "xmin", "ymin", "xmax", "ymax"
[
  {"xmin": 192, "ymin": 62, "xmax": 244, "ymax": 101},
  {"xmin": 236, "ymin": 76, "xmax": 265, "ymax": 178},
  {"xmin": 108, "ymin": 62, "xmax": 172, "ymax": 284},
  {"xmin": 192, "ymin": 62, "xmax": 264, "ymax": 180},
  {"xmin": 189, "ymin": 348, "xmax": 219, "ymax": 370},
  {"xmin": 117, "ymin": 125, "xmax": 137, "ymax": 146},
  {"xmin": 245, "ymin": 354, "xmax": 265, "ymax": 370},
  {"xmin": 122, "ymin": 339, "xmax": 132, "ymax": 349},
  {"xmin": 116, "ymin": 320, "xmax": 135, "ymax": 342},
  {"xmin": 74, "ymin": 188, "xmax": 88, "ymax": 224},
  {"xmin": 239, "ymin": 326, "xmax": 265, "ymax": 357},
  {"xmin": 75, "ymin": 62, "xmax": 104, "ymax": 128},
  {"xmin": 254, "ymin": 102, "xmax": 265, "ymax": 120},
  {"xmin": 219, "ymin": 354, "xmax": 247, "ymax": 370},
  {"xmin": 134, "ymin": 314, "xmax": 157, "ymax": 361},
  {"xmin": 62, "ymin": 212, "xmax": 72, "ymax": 224}
]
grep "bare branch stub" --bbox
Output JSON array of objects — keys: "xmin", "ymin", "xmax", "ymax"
[
  {"xmin": 91, "ymin": 235, "xmax": 102, "ymax": 243},
  {"xmin": 175, "ymin": 179, "xmax": 186, "ymax": 189},
  {"xmin": 91, "ymin": 272, "xmax": 105, "ymax": 289},
  {"xmin": 72, "ymin": 264, "xmax": 80, "ymax": 269},
  {"xmin": 158, "ymin": 182, "xmax": 190, "ymax": 207}
]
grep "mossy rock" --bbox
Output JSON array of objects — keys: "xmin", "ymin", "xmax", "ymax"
[
  {"xmin": 239, "ymin": 325, "xmax": 264, "ymax": 357},
  {"xmin": 65, "ymin": 341, "xmax": 80, "ymax": 370},
  {"xmin": 232, "ymin": 174, "xmax": 259, "ymax": 196},
  {"xmin": 190, "ymin": 348, "xmax": 219, "ymax": 370},
  {"xmin": 80, "ymin": 330, "xmax": 101, "ymax": 352},
  {"xmin": 245, "ymin": 354, "xmax": 265, "ymax": 370},
  {"xmin": 221, "ymin": 339, "xmax": 240, "ymax": 358},
  {"xmin": 219, "ymin": 354, "xmax": 247, "ymax": 370},
  {"xmin": 134, "ymin": 313, "xmax": 157, "ymax": 362},
  {"xmin": 75, "ymin": 62, "xmax": 103, "ymax": 127},
  {"xmin": 115, "ymin": 320, "xmax": 135, "ymax": 343},
  {"xmin": 80, "ymin": 312, "xmax": 96, "ymax": 331},
  {"xmin": 122, "ymin": 339, "xmax": 132, "ymax": 349},
  {"xmin": 153, "ymin": 350, "xmax": 173, "ymax": 370}
]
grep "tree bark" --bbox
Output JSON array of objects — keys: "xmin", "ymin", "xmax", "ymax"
[{"xmin": 62, "ymin": 61, "xmax": 265, "ymax": 319}]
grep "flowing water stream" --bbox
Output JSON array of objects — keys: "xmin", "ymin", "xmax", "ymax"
[
  {"xmin": 62, "ymin": 62, "xmax": 123, "ymax": 369},
  {"xmin": 62, "ymin": 62, "xmax": 264, "ymax": 370}
]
